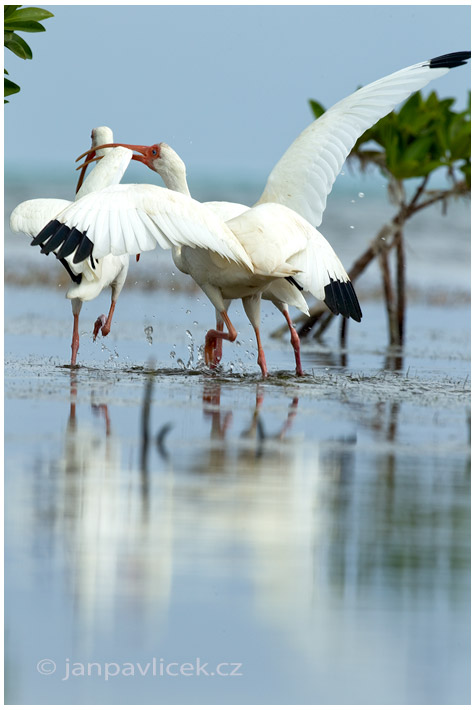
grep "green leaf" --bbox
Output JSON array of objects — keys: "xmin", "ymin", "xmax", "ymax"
[
  {"xmin": 5, "ymin": 76, "xmax": 21, "ymax": 96},
  {"xmin": 309, "ymin": 99, "xmax": 326, "ymax": 120},
  {"xmin": 4, "ymin": 19, "xmax": 47, "ymax": 32},
  {"xmin": 391, "ymin": 158, "xmax": 444, "ymax": 180},
  {"xmin": 5, "ymin": 7, "xmax": 54, "ymax": 22},
  {"xmin": 397, "ymin": 91, "xmax": 422, "ymax": 128},
  {"xmin": 459, "ymin": 160, "xmax": 471, "ymax": 189},
  {"xmin": 402, "ymin": 135, "xmax": 436, "ymax": 164},
  {"xmin": 4, "ymin": 31, "xmax": 33, "ymax": 59},
  {"xmin": 4, "ymin": 6, "xmax": 22, "ymax": 19}
]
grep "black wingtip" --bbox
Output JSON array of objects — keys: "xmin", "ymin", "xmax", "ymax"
[
  {"xmin": 324, "ymin": 277, "xmax": 362, "ymax": 323},
  {"xmin": 31, "ymin": 218, "xmax": 94, "ymax": 271},
  {"xmin": 429, "ymin": 51, "xmax": 471, "ymax": 69},
  {"xmin": 73, "ymin": 233, "xmax": 94, "ymax": 264},
  {"xmin": 59, "ymin": 259, "xmax": 82, "ymax": 285},
  {"xmin": 285, "ymin": 275, "xmax": 304, "ymax": 292},
  {"xmin": 31, "ymin": 219, "xmax": 60, "ymax": 247}
]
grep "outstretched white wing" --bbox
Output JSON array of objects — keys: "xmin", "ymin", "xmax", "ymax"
[
  {"xmin": 33, "ymin": 183, "xmax": 254, "ymax": 271},
  {"xmin": 255, "ymin": 52, "xmax": 470, "ymax": 227},
  {"xmin": 10, "ymin": 198, "xmax": 71, "ymax": 238},
  {"xmin": 10, "ymin": 147, "xmax": 134, "ymax": 238}
]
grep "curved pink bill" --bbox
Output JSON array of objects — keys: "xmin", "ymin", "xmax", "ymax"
[{"xmin": 75, "ymin": 149, "xmax": 96, "ymax": 193}]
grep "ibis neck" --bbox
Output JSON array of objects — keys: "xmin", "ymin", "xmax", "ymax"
[{"xmin": 163, "ymin": 168, "xmax": 190, "ymax": 196}]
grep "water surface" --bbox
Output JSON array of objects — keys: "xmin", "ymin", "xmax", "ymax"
[{"xmin": 5, "ymin": 181, "xmax": 470, "ymax": 704}]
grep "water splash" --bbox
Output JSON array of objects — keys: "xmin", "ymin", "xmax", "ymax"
[
  {"xmin": 144, "ymin": 325, "xmax": 153, "ymax": 345},
  {"xmin": 185, "ymin": 329, "xmax": 194, "ymax": 368}
]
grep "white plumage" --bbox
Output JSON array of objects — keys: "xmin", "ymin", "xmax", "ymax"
[
  {"xmin": 74, "ymin": 52, "xmax": 469, "ymax": 374},
  {"xmin": 254, "ymin": 55, "xmax": 468, "ymax": 227},
  {"xmin": 13, "ymin": 52, "xmax": 470, "ymax": 375},
  {"xmin": 30, "ymin": 163, "xmax": 359, "ymax": 376},
  {"xmin": 10, "ymin": 127, "xmax": 130, "ymax": 366}
]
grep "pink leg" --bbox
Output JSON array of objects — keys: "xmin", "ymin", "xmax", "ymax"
[
  {"xmin": 282, "ymin": 310, "xmax": 304, "ymax": 376},
  {"xmin": 253, "ymin": 326, "xmax": 268, "ymax": 378},
  {"xmin": 212, "ymin": 321, "xmax": 224, "ymax": 365},
  {"xmin": 93, "ymin": 300, "xmax": 116, "ymax": 340},
  {"xmin": 71, "ymin": 313, "xmax": 80, "ymax": 367},
  {"xmin": 204, "ymin": 312, "xmax": 237, "ymax": 368}
]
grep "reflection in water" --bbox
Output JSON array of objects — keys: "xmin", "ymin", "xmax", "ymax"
[
  {"xmin": 383, "ymin": 346, "xmax": 404, "ymax": 372},
  {"xmin": 5, "ymin": 369, "xmax": 470, "ymax": 704},
  {"xmin": 56, "ymin": 372, "xmax": 174, "ymax": 651}
]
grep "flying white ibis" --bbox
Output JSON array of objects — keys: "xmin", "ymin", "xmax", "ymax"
[
  {"xmin": 10, "ymin": 127, "xmax": 130, "ymax": 367},
  {"xmin": 75, "ymin": 51, "xmax": 470, "ymax": 375}
]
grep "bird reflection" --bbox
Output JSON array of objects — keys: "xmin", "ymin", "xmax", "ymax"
[
  {"xmin": 202, "ymin": 380, "xmax": 234, "ymax": 440},
  {"xmin": 22, "ymin": 368, "xmax": 468, "ymax": 671},
  {"xmin": 383, "ymin": 348, "xmax": 404, "ymax": 372},
  {"xmin": 54, "ymin": 371, "xmax": 174, "ymax": 651},
  {"xmin": 199, "ymin": 380, "xmax": 300, "ymax": 464}
]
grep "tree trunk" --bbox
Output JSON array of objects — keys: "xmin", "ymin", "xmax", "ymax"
[
  {"xmin": 379, "ymin": 247, "xmax": 399, "ymax": 346},
  {"xmin": 395, "ymin": 227, "xmax": 405, "ymax": 343}
]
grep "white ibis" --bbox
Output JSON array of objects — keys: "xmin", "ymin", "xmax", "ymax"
[
  {"xmin": 77, "ymin": 143, "xmax": 311, "ymax": 373},
  {"xmin": 27, "ymin": 166, "xmax": 360, "ymax": 377},
  {"xmin": 79, "ymin": 51, "xmax": 470, "ymax": 374},
  {"xmin": 10, "ymin": 127, "xmax": 130, "ymax": 367}
]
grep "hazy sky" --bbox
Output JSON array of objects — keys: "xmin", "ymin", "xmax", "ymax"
[{"xmin": 4, "ymin": 3, "xmax": 471, "ymax": 183}]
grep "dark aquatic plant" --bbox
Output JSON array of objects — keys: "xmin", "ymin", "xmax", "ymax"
[
  {"xmin": 296, "ymin": 90, "xmax": 471, "ymax": 348},
  {"xmin": 4, "ymin": 4, "xmax": 54, "ymax": 102}
]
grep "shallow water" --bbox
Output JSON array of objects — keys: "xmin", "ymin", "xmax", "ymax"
[
  {"xmin": 5, "ymin": 174, "xmax": 471, "ymax": 703},
  {"xmin": 4, "ymin": 276, "xmax": 470, "ymax": 704}
]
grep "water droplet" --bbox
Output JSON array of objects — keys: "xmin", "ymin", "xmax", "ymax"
[
  {"xmin": 170, "ymin": 350, "xmax": 176, "ymax": 359},
  {"xmin": 350, "ymin": 199, "xmax": 356, "ymax": 204},
  {"xmin": 186, "ymin": 330, "xmax": 193, "ymax": 340},
  {"xmin": 144, "ymin": 325, "xmax": 153, "ymax": 344},
  {"xmin": 177, "ymin": 358, "xmax": 185, "ymax": 370},
  {"xmin": 193, "ymin": 321, "xmax": 198, "ymax": 326},
  {"xmin": 349, "ymin": 225, "xmax": 355, "ymax": 230},
  {"xmin": 358, "ymin": 192, "xmax": 365, "ymax": 198},
  {"xmin": 186, "ymin": 309, "xmax": 191, "ymax": 315}
]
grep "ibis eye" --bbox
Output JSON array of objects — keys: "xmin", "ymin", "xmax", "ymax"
[{"xmin": 152, "ymin": 149, "xmax": 157, "ymax": 156}]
